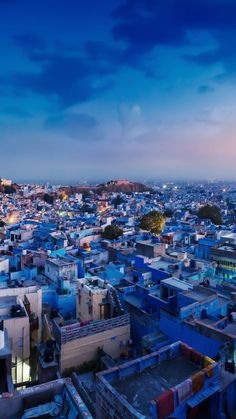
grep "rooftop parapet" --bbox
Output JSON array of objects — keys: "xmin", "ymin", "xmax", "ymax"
[
  {"xmin": 96, "ymin": 341, "xmax": 218, "ymax": 419},
  {"xmin": 53, "ymin": 313, "xmax": 130, "ymax": 346},
  {"xmin": 0, "ymin": 378, "xmax": 92, "ymax": 419}
]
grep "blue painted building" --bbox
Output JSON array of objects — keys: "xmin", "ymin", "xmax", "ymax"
[
  {"xmin": 195, "ymin": 237, "xmax": 219, "ymax": 260},
  {"xmin": 96, "ymin": 341, "xmax": 223, "ymax": 419},
  {"xmin": 42, "ymin": 279, "xmax": 77, "ymax": 319}
]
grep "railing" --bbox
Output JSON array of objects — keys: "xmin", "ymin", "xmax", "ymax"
[{"xmin": 60, "ymin": 314, "xmax": 130, "ymax": 344}]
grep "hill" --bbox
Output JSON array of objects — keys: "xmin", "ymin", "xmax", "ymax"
[{"xmin": 97, "ymin": 180, "xmax": 151, "ymax": 193}]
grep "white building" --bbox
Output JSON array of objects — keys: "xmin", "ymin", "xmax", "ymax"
[
  {"xmin": 0, "ymin": 284, "xmax": 42, "ymax": 384},
  {"xmin": 45, "ymin": 258, "xmax": 77, "ymax": 283},
  {"xmin": 0, "ymin": 256, "xmax": 9, "ymax": 274}
]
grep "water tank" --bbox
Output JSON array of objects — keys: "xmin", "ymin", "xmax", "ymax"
[{"xmin": 0, "ymin": 330, "xmax": 4, "ymax": 350}]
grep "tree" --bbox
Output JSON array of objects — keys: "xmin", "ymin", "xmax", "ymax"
[
  {"xmin": 163, "ymin": 209, "xmax": 173, "ymax": 218},
  {"xmin": 80, "ymin": 204, "xmax": 96, "ymax": 214},
  {"xmin": 82, "ymin": 190, "xmax": 91, "ymax": 199},
  {"xmin": 43, "ymin": 193, "xmax": 54, "ymax": 205},
  {"xmin": 102, "ymin": 225, "xmax": 123, "ymax": 240},
  {"xmin": 4, "ymin": 185, "xmax": 16, "ymax": 194},
  {"xmin": 112, "ymin": 195, "xmax": 125, "ymax": 207},
  {"xmin": 197, "ymin": 205, "xmax": 222, "ymax": 225},
  {"xmin": 139, "ymin": 210, "xmax": 165, "ymax": 235}
]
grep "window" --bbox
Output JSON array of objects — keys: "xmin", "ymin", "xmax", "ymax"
[
  {"xmin": 162, "ymin": 286, "xmax": 168, "ymax": 300},
  {"xmin": 169, "ymin": 288, "xmax": 175, "ymax": 297}
]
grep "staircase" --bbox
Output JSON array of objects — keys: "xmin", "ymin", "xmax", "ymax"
[{"xmin": 109, "ymin": 288, "xmax": 124, "ymax": 317}]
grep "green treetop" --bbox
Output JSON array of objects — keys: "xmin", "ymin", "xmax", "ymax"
[
  {"xmin": 139, "ymin": 211, "xmax": 166, "ymax": 235},
  {"xmin": 102, "ymin": 225, "xmax": 123, "ymax": 240}
]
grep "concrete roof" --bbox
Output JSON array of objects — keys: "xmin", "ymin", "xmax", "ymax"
[
  {"xmin": 113, "ymin": 355, "xmax": 200, "ymax": 418},
  {"xmin": 161, "ymin": 277, "xmax": 192, "ymax": 291}
]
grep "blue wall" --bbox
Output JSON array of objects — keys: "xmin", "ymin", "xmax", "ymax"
[{"xmin": 160, "ymin": 310, "xmax": 222, "ymax": 357}]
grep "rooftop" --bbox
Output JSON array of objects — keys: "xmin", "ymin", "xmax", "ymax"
[
  {"xmin": 218, "ymin": 246, "xmax": 235, "ymax": 252},
  {"xmin": 112, "ymin": 355, "xmax": 200, "ymax": 418},
  {"xmin": 184, "ymin": 287, "xmax": 215, "ymax": 302},
  {"xmin": 220, "ymin": 322, "xmax": 236, "ymax": 338},
  {"xmin": 149, "ymin": 258, "xmax": 177, "ymax": 272},
  {"xmin": 47, "ymin": 258, "xmax": 75, "ymax": 267},
  {"xmin": 78, "ymin": 277, "xmax": 108, "ymax": 294},
  {"xmin": 161, "ymin": 277, "xmax": 192, "ymax": 291},
  {"xmin": 0, "ymin": 297, "xmax": 26, "ymax": 320},
  {"xmin": 0, "ymin": 378, "xmax": 92, "ymax": 419}
]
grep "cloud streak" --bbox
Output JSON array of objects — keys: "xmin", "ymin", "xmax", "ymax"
[
  {"xmin": 45, "ymin": 112, "xmax": 100, "ymax": 140},
  {"xmin": 0, "ymin": 0, "xmax": 236, "ymax": 181}
]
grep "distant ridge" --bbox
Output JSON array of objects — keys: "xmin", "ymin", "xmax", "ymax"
[
  {"xmin": 97, "ymin": 180, "xmax": 152, "ymax": 193},
  {"xmin": 58, "ymin": 180, "xmax": 152, "ymax": 195}
]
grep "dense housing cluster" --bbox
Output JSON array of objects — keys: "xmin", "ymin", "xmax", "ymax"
[{"xmin": 0, "ymin": 178, "xmax": 236, "ymax": 418}]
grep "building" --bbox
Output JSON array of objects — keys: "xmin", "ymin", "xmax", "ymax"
[
  {"xmin": 53, "ymin": 312, "xmax": 130, "ymax": 373},
  {"xmin": 45, "ymin": 257, "xmax": 78, "ymax": 283},
  {"xmin": 0, "ymin": 328, "xmax": 14, "ymax": 395},
  {"xmin": 77, "ymin": 276, "xmax": 124, "ymax": 322},
  {"xmin": 96, "ymin": 341, "xmax": 219, "ymax": 419},
  {"xmin": 0, "ymin": 295, "xmax": 30, "ymax": 384},
  {"xmin": 0, "ymin": 284, "xmax": 42, "ymax": 384},
  {"xmin": 136, "ymin": 240, "xmax": 166, "ymax": 259},
  {"xmin": 195, "ymin": 237, "xmax": 218, "ymax": 260},
  {"xmin": 0, "ymin": 256, "xmax": 9, "ymax": 274},
  {"xmin": 0, "ymin": 377, "xmax": 92, "ymax": 419},
  {"xmin": 0, "ymin": 284, "xmax": 42, "ymax": 345},
  {"xmin": 212, "ymin": 244, "xmax": 236, "ymax": 279}
]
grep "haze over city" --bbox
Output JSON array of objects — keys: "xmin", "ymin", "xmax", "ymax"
[
  {"xmin": 1, "ymin": 0, "xmax": 236, "ymax": 181},
  {"xmin": 2, "ymin": 2, "xmax": 236, "ymax": 418}
]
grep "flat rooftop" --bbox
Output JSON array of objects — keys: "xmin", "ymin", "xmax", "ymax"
[
  {"xmin": 47, "ymin": 258, "xmax": 75, "ymax": 266},
  {"xmin": 112, "ymin": 355, "xmax": 200, "ymax": 418},
  {"xmin": 78, "ymin": 277, "xmax": 108, "ymax": 294},
  {"xmin": 125, "ymin": 294, "xmax": 143, "ymax": 309},
  {"xmin": 150, "ymin": 259, "xmax": 171, "ymax": 272},
  {"xmin": 220, "ymin": 323, "xmax": 236, "ymax": 338},
  {"xmin": 0, "ymin": 296, "xmax": 16, "ymax": 316},
  {"xmin": 0, "ymin": 256, "xmax": 9, "ymax": 261},
  {"xmin": 184, "ymin": 288, "xmax": 214, "ymax": 302},
  {"xmin": 161, "ymin": 277, "xmax": 192, "ymax": 291},
  {"xmin": 0, "ymin": 378, "xmax": 92, "ymax": 419},
  {"xmin": 217, "ymin": 246, "xmax": 235, "ymax": 252},
  {"xmin": 136, "ymin": 240, "xmax": 154, "ymax": 246}
]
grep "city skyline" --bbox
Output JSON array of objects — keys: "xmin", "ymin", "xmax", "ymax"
[{"xmin": 1, "ymin": 0, "xmax": 236, "ymax": 181}]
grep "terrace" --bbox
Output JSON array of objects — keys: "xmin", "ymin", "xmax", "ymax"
[
  {"xmin": 113, "ymin": 354, "xmax": 199, "ymax": 417},
  {"xmin": 97, "ymin": 341, "xmax": 219, "ymax": 419}
]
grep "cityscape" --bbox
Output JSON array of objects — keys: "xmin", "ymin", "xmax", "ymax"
[
  {"xmin": 1, "ymin": 1, "xmax": 236, "ymax": 419},
  {"xmin": 0, "ymin": 178, "xmax": 236, "ymax": 418}
]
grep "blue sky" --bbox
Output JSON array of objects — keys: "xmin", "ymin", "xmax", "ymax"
[{"xmin": 1, "ymin": 0, "xmax": 236, "ymax": 182}]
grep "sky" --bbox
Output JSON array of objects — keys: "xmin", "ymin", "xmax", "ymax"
[{"xmin": 1, "ymin": 0, "xmax": 236, "ymax": 183}]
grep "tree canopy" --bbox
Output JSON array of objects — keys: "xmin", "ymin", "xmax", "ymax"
[
  {"xmin": 139, "ymin": 210, "xmax": 165, "ymax": 235},
  {"xmin": 80, "ymin": 204, "xmax": 96, "ymax": 214},
  {"xmin": 102, "ymin": 225, "xmax": 123, "ymax": 240},
  {"xmin": 197, "ymin": 205, "xmax": 222, "ymax": 225},
  {"xmin": 43, "ymin": 193, "xmax": 54, "ymax": 205},
  {"xmin": 163, "ymin": 209, "xmax": 173, "ymax": 218},
  {"xmin": 3, "ymin": 185, "xmax": 16, "ymax": 194},
  {"xmin": 112, "ymin": 195, "xmax": 125, "ymax": 207}
]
